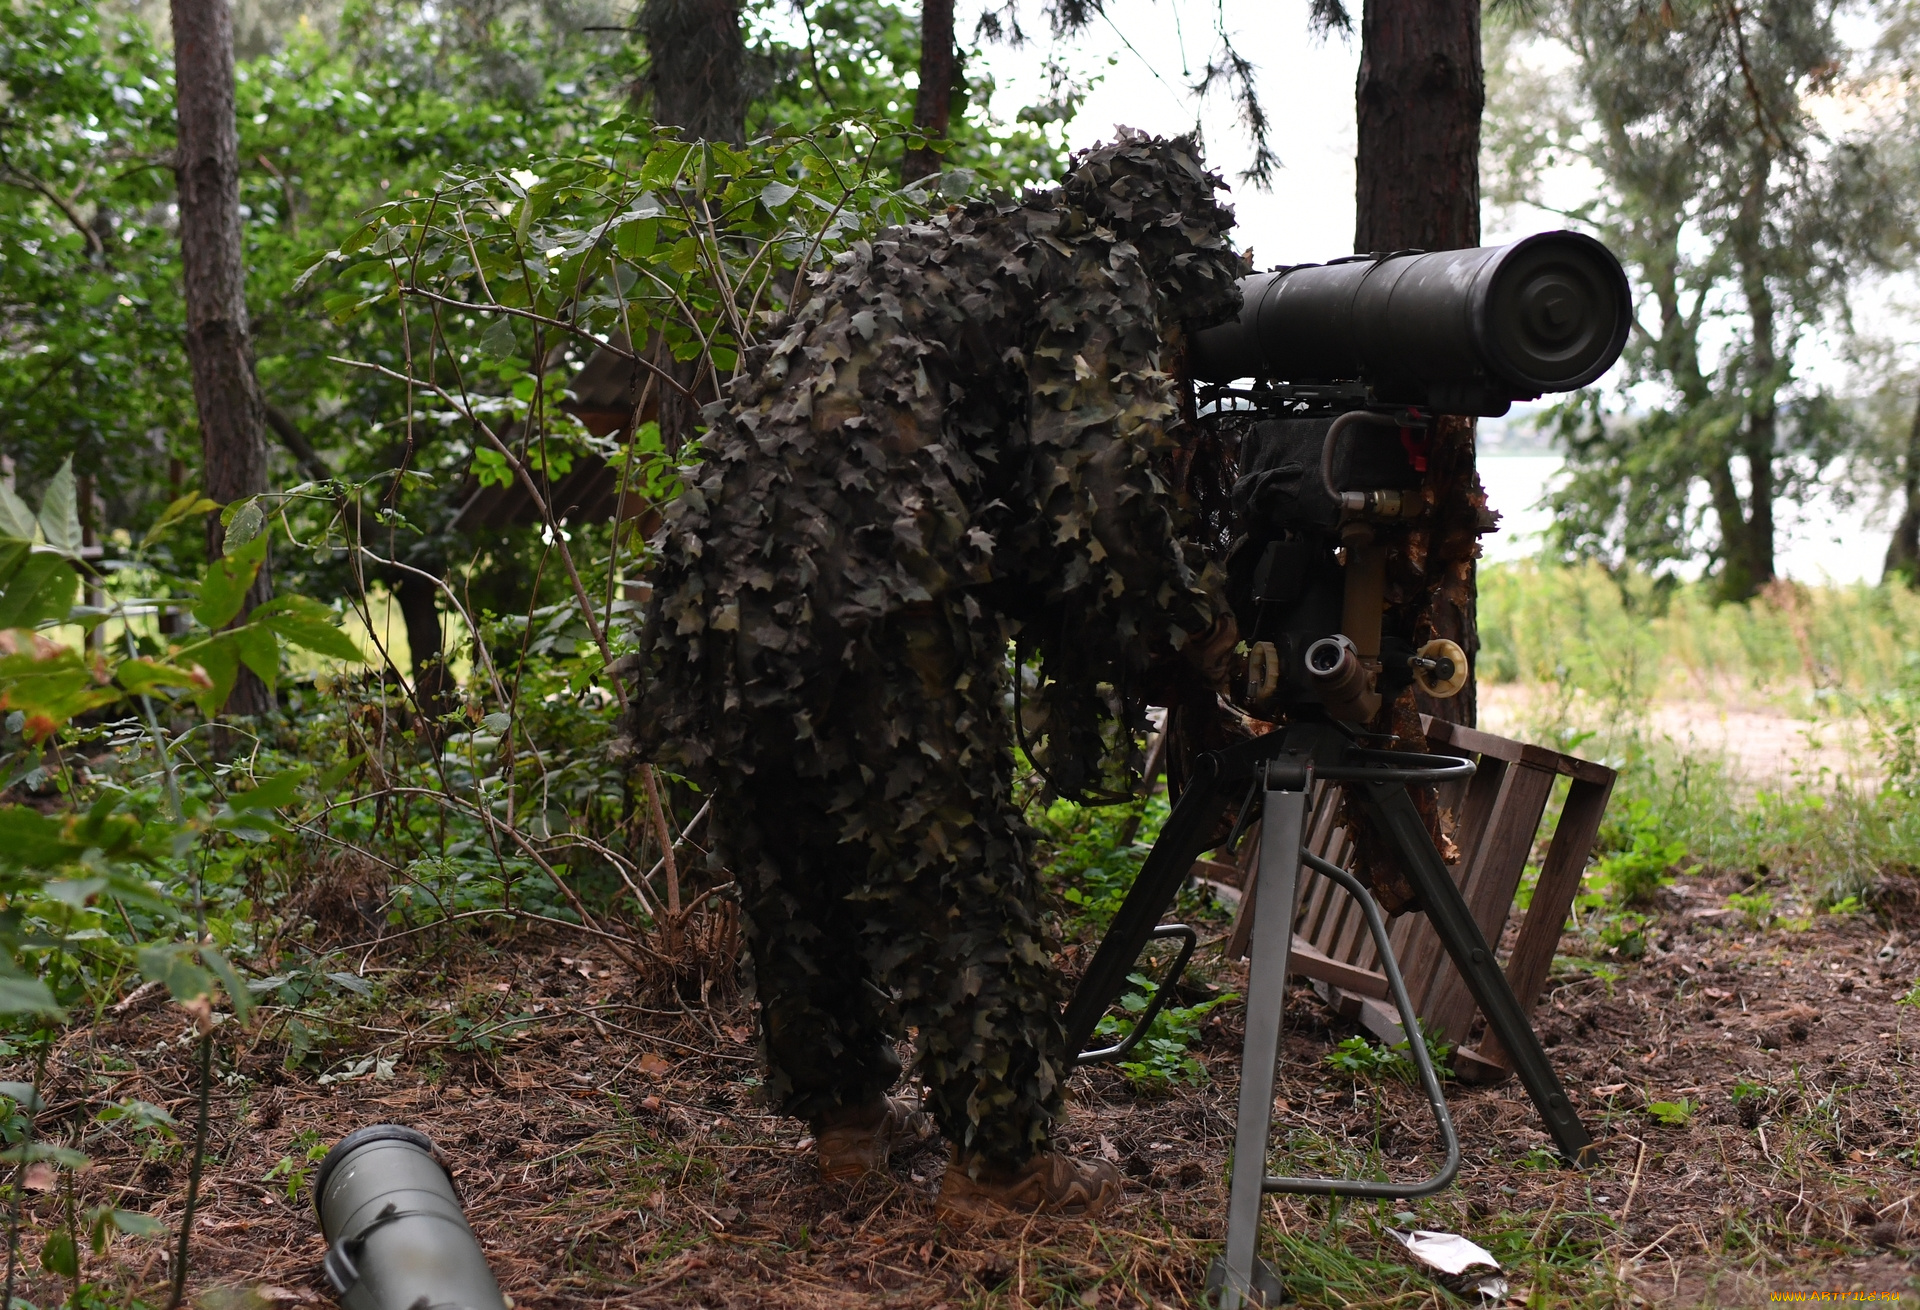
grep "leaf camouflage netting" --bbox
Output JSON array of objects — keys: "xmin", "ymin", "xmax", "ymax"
[{"xmin": 629, "ymin": 131, "xmax": 1246, "ymax": 1165}]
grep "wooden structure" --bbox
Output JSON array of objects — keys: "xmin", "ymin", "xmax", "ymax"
[{"xmin": 1223, "ymin": 716, "xmax": 1615, "ymax": 1081}]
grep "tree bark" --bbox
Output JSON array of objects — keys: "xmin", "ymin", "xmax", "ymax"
[
  {"xmin": 903, "ymin": 0, "xmax": 956, "ymax": 185},
  {"xmin": 171, "ymin": 0, "xmax": 272, "ymax": 715},
  {"xmin": 1884, "ymin": 393, "xmax": 1920, "ymax": 586},
  {"xmin": 636, "ymin": 0, "xmax": 746, "ymax": 145},
  {"xmin": 394, "ymin": 568, "xmax": 450, "ymax": 718},
  {"xmin": 1736, "ymin": 212, "xmax": 1779, "ymax": 600},
  {"xmin": 1354, "ymin": 0, "xmax": 1484, "ymax": 728},
  {"xmin": 1354, "ymin": 0, "xmax": 1482, "ymax": 255}
]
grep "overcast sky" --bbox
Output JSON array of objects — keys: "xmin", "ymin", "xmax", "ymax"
[
  {"xmin": 974, "ymin": 1, "xmax": 1368, "ymax": 262},
  {"xmin": 965, "ymin": 2, "xmax": 1885, "ymax": 580}
]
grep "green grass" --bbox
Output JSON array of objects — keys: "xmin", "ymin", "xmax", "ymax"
[
  {"xmin": 1480, "ymin": 560, "xmax": 1920, "ymax": 907},
  {"xmin": 1479, "ymin": 559, "xmax": 1920, "ymax": 708}
]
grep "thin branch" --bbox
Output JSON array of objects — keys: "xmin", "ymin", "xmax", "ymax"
[
  {"xmin": 327, "ymin": 355, "xmax": 628, "ymax": 709},
  {"xmin": 395, "ymin": 286, "xmax": 697, "ymax": 399},
  {"xmin": 0, "ymin": 163, "xmax": 104, "ymax": 258}
]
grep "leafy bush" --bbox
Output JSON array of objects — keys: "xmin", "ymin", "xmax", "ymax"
[
  {"xmin": 1728, "ymin": 890, "xmax": 1775, "ymax": 928},
  {"xmin": 1323, "ymin": 1033, "xmax": 1455, "ymax": 1085},
  {"xmin": 1091, "ymin": 971, "xmax": 1237, "ymax": 1091},
  {"xmin": 1032, "ymin": 792, "xmax": 1168, "ymax": 933},
  {"xmin": 1591, "ymin": 800, "xmax": 1692, "ymax": 907}
]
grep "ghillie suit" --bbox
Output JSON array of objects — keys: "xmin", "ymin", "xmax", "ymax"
[{"xmin": 631, "ymin": 131, "xmax": 1245, "ymax": 1169}]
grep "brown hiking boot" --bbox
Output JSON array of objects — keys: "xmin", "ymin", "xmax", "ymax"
[
  {"xmin": 935, "ymin": 1147, "xmax": 1122, "ymax": 1221},
  {"xmin": 812, "ymin": 1096, "xmax": 930, "ymax": 1182}
]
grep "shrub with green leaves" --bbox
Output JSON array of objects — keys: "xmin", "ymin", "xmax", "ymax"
[
  {"xmin": 1032, "ymin": 792, "xmax": 1168, "ymax": 933},
  {"xmin": 1592, "ymin": 799, "xmax": 1692, "ymax": 907},
  {"xmin": 1322, "ymin": 1032, "xmax": 1455, "ymax": 1086},
  {"xmin": 0, "ymin": 465, "xmax": 372, "ymax": 1301},
  {"xmin": 1092, "ymin": 971, "xmax": 1237, "ymax": 1092}
]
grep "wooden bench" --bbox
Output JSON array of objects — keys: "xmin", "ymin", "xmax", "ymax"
[{"xmin": 1220, "ymin": 716, "xmax": 1616, "ymax": 1081}]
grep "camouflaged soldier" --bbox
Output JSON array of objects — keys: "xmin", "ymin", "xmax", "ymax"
[{"xmin": 632, "ymin": 131, "xmax": 1244, "ymax": 1219}]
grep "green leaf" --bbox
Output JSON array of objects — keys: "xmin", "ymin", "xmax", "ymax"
[
  {"xmin": 252, "ymin": 595, "xmax": 364, "ymax": 662},
  {"xmin": 315, "ymin": 754, "xmax": 364, "ymax": 795},
  {"xmin": 0, "ymin": 485, "xmax": 37, "ymax": 543},
  {"xmin": 223, "ymin": 498, "xmax": 266, "ymax": 549},
  {"xmin": 139, "ymin": 492, "xmax": 220, "ymax": 549},
  {"xmin": 0, "ymin": 1082, "xmax": 43, "ymax": 1112},
  {"xmin": 0, "ymin": 807, "xmax": 80, "ymax": 869},
  {"xmin": 0, "ymin": 1143, "xmax": 88, "ymax": 1168},
  {"xmin": 0, "ymin": 552, "xmax": 78, "ymax": 629},
  {"xmin": 614, "ymin": 217, "xmax": 657, "ymax": 260},
  {"xmin": 0, "ymin": 644, "xmax": 120, "ymax": 740},
  {"xmin": 40, "ymin": 1228, "xmax": 76, "ymax": 1278},
  {"xmin": 36, "ymin": 459, "xmax": 81, "ymax": 556},
  {"xmin": 137, "ymin": 942, "xmax": 213, "ymax": 1005},
  {"xmin": 107, "ymin": 1209, "xmax": 165, "ymax": 1237},
  {"xmin": 42, "ymin": 877, "xmax": 106, "ymax": 908},
  {"xmin": 325, "ymin": 970, "xmax": 374, "ymax": 997},
  {"xmin": 479, "ymin": 316, "xmax": 518, "ymax": 360},
  {"xmin": 1646, "ymin": 1098, "xmax": 1694, "ymax": 1126},
  {"xmin": 95, "ymin": 1099, "xmax": 175, "ymax": 1130},
  {"xmin": 86, "ymin": 1204, "xmax": 159, "ymax": 1255},
  {"xmin": 0, "ymin": 541, "xmax": 29, "ymax": 590},
  {"xmin": 192, "ymin": 530, "xmax": 269, "ymax": 630},
  {"xmin": 191, "ymin": 634, "xmax": 241, "ymax": 718},
  {"xmin": 199, "ymin": 943, "xmax": 254, "ymax": 1024},
  {"xmin": 114, "ymin": 657, "xmax": 209, "ymax": 697},
  {"xmin": 234, "ymin": 623, "xmax": 279, "ymax": 692},
  {"xmin": 230, "ymin": 767, "xmax": 307, "ymax": 813}
]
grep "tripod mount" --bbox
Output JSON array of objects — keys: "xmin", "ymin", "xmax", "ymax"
[{"xmin": 1062, "ymin": 719, "xmax": 1595, "ymax": 1308}]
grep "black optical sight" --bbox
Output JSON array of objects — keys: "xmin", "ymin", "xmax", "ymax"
[{"xmin": 1190, "ymin": 231, "xmax": 1632, "ymax": 417}]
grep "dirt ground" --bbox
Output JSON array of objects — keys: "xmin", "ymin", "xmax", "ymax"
[
  {"xmin": 1477, "ymin": 685, "xmax": 1875, "ymax": 792},
  {"xmin": 11, "ymin": 867, "xmax": 1920, "ymax": 1310}
]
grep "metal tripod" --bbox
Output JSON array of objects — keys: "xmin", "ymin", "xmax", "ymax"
[{"xmin": 1063, "ymin": 722, "xmax": 1595, "ymax": 1308}]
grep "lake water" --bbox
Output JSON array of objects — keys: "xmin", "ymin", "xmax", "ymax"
[{"xmin": 1477, "ymin": 454, "xmax": 1885, "ymax": 584}]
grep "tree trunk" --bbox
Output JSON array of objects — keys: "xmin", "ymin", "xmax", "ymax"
[
  {"xmin": 395, "ymin": 568, "xmax": 450, "ymax": 718},
  {"xmin": 903, "ymin": 0, "xmax": 956, "ymax": 185},
  {"xmin": 171, "ymin": 0, "xmax": 272, "ymax": 715},
  {"xmin": 1884, "ymin": 393, "xmax": 1920, "ymax": 585},
  {"xmin": 1738, "ymin": 248, "xmax": 1779, "ymax": 599},
  {"xmin": 1354, "ymin": 0, "xmax": 1482, "ymax": 255},
  {"xmin": 1742, "ymin": 407, "xmax": 1778, "ymax": 594},
  {"xmin": 1354, "ymin": 0, "xmax": 1484, "ymax": 728},
  {"xmin": 636, "ymin": 0, "xmax": 746, "ymax": 145},
  {"xmin": 1706, "ymin": 456, "xmax": 1755, "ymax": 600}
]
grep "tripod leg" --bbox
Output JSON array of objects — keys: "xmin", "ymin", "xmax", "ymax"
[
  {"xmin": 1217, "ymin": 769, "xmax": 1307, "ymax": 1308},
  {"xmin": 1361, "ymin": 781, "xmax": 1597, "ymax": 1167}
]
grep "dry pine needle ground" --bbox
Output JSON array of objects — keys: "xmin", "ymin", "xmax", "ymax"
[{"xmin": 7, "ymin": 868, "xmax": 1920, "ymax": 1309}]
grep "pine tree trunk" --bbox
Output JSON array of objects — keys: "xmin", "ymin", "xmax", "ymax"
[
  {"xmin": 1355, "ymin": 0, "xmax": 1484, "ymax": 728},
  {"xmin": 1355, "ymin": 0, "xmax": 1483, "ymax": 254},
  {"xmin": 171, "ymin": 0, "xmax": 271, "ymax": 716},
  {"xmin": 1738, "ymin": 232, "xmax": 1779, "ymax": 597},
  {"xmin": 1884, "ymin": 393, "xmax": 1920, "ymax": 586},
  {"xmin": 637, "ymin": 0, "xmax": 746, "ymax": 145},
  {"xmin": 903, "ymin": 0, "xmax": 955, "ymax": 185}
]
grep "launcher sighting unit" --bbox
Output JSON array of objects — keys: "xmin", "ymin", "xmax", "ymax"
[{"xmin": 1186, "ymin": 230, "xmax": 1630, "ymax": 729}]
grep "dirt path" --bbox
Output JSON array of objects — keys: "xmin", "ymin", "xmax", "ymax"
[
  {"xmin": 1480, "ymin": 685, "xmax": 1877, "ymax": 790},
  {"xmin": 13, "ymin": 876, "xmax": 1920, "ymax": 1309}
]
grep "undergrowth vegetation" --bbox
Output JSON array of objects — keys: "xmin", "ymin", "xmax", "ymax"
[{"xmin": 1479, "ymin": 560, "xmax": 1920, "ymax": 924}]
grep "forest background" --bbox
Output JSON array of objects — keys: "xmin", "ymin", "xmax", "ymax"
[{"xmin": 6, "ymin": 0, "xmax": 1920, "ymax": 1304}]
